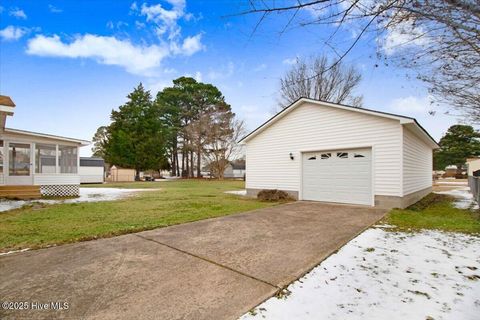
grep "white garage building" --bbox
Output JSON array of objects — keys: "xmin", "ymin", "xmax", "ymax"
[
  {"xmin": 79, "ymin": 157, "xmax": 105, "ymax": 183},
  {"xmin": 240, "ymin": 98, "xmax": 439, "ymax": 208}
]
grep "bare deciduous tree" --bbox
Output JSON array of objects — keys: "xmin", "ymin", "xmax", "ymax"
[
  {"xmin": 241, "ymin": 0, "xmax": 480, "ymax": 120},
  {"xmin": 203, "ymin": 108, "xmax": 245, "ymax": 179},
  {"xmin": 280, "ymin": 54, "xmax": 363, "ymax": 108}
]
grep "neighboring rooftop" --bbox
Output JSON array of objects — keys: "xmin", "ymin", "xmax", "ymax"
[{"xmin": 0, "ymin": 95, "xmax": 15, "ymax": 107}]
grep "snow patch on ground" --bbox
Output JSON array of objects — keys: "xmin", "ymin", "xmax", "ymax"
[
  {"xmin": 0, "ymin": 248, "xmax": 30, "ymax": 256},
  {"xmin": 435, "ymin": 187, "xmax": 479, "ymax": 210},
  {"xmin": 436, "ymin": 181, "xmax": 468, "ymax": 185},
  {"xmin": 241, "ymin": 228, "xmax": 480, "ymax": 320},
  {"xmin": 225, "ymin": 190, "xmax": 247, "ymax": 196},
  {"xmin": 0, "ymin": 188, "xmax": 158, "ymax": 212}
]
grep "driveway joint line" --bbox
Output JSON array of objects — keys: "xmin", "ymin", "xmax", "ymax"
[{"xmin": 134, "ymin": 234, "xmax": 280, "ymax": 290}]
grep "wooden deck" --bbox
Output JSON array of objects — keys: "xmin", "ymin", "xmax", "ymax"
[{"xmin": 0, "ymin": 185, "xmax": 42, "ymax": 200}]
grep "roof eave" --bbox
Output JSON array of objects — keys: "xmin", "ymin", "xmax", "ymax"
[{"xmin": 4, "ymin": 128, "xmax": 90, "ymax": 146}]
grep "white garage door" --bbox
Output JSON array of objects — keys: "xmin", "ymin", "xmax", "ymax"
[{"xmin": 302, "ymin": 148, "xmax": 372, "ymax": 205}]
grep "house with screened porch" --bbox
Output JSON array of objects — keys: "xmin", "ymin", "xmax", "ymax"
[{"xmin": 0, "ymin": 95, "xmax": 89, "ymax": 198}]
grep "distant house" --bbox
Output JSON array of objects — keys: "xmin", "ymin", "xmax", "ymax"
[
  {"xmin": 466, "ymin": 158, "xmax": 480, "ymax": 176},
  {"xmin": 444, "ymin": 165, "xmax": 466, "ymax": 178},
  {"xmin": 79, "ymin": 157, "xmax": 105, "ymax": 183},
  {"xmin": 224, "ymin": 160, "xmax": 246, "ymax": 179},
  {"xmin": 0, "ymin": 95, "xmax": 89, "ymax": 198},
  {"xmin": 107, "ymin": 166, "xmax": 137, "ymax": 182}
]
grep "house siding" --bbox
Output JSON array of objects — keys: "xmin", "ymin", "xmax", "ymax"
[
  {"xmin": 402, "ymin": 126, "xmax": 433, "ymax": 195},
  {"xmin": 246, "ymin": 102, "xmax": 403, "ymax": 197},
  {"xmin": 34, "ymin": 174, "xmax": 80, "ymax": 185}
]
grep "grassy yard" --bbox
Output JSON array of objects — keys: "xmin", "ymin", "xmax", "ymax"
[
  {"xmin": 385, "ymin": 193, "xmax": 480, "ymax": 234},
  {"xmin": 0, "ymin": 180, "xmax": 278, "ymax": 253}
]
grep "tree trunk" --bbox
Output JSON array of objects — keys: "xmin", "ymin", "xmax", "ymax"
[
  {"xmin": 190, "ymin": 150, "xmax": 194, "ymax": 178},
  {"xmin": 181, "ymin": 149, "xmax": 185, "ymax": 177},
  {"xmin": 172, "ymin": 139, "xmax": 178, "ymax": 176},
  {"xmin": 185, "ymin": 148, "xmax": 189, "ymax": 178},
  {"xmin": 196, "ymin": 146, "xmax": 201, "ymax": 178},
  {"xmin": 171, "ymin": 146, "xmax": 176, "ymax": 177},
  {"xmin": 176, "ymin": 152, "xmax": 180, "ymax": 176}
]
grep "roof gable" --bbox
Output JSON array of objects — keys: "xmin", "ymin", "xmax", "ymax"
[{"xmin": 239, "ymin": 97, "xmax": 439, "ymax": 149}]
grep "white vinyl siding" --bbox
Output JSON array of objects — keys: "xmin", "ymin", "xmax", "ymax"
[
  {"xmin": 34, "ymin": 174, "xmax": 80, "ymax": 185},
  {"xmin": 402, "ymin": 126, "xmax": 433, "ymax": 195},
  {"xmin": 246, "ymin": 102, "xmax": 402, "ymax": 196},
  {"xmin": 79, "ymin": 166, "xmax": 104, "ymax": 183}
]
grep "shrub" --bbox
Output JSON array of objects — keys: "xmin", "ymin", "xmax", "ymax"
[{"xmin": 257, "ymin": 189, "xmax": 294, "ymax": 201}]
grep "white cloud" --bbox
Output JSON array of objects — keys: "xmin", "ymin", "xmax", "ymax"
[
  {"xmin": 253, "ymin": 63, "xmax": 267, "ymax": 72},
  {"xmin": 107, "ymin": 21, "xmax": 129, "ymax": 29},
  {"xmin": 389, "ymin": 95, "xmax": 433, "ymax": 115},
  {"xmin": 282, "ymin": 57, "xmax": 297, "ymax": 65},
  {"xmin": 0, "ymin": 25, "xmax": 28, "ymax": 41},
  {"xmin": 26, "ymin": 34, "xmax": 170, "ymax": 76},
  {"xmin": 208, "ymin": 62, "xmax": 234, "ymax": 80},
  {"xmin": 9, "ymin": 8, "xmax": 27, "ymax": 19},
  {"xmin": 388, "ymin": 95, "xmax": 460, "ymax": 141},
  {"xmin": 163, "ymin": 67, "xmax": 177, "ymax": 74},
  {"xmin": 382, "ymin": 22, "xmax": 428, "ymax": 55},
  {"xmin": 26, "ymin": 2, "xmax": 204, "ymax": 76},
  {"xmin": 135, "ymin": 21, "xmax": 146, "ymax": 29},
  {"xmin": 146, "ymin": 79, "xmax": 170, "ymax": 93},
  {"xmin": 48, "ymin": 4, "xmax": 62, "ymax": 13},
  {"xmin": 138, "ymin": 0, "xmax": 185, "ymax": 40},
  {"xmin": 170, "ymin": 33, "xmax": 204, "ymax": 56},
  {"xmin": 238, "ymin": 105, "xmax": 273, "ymax": 131}
]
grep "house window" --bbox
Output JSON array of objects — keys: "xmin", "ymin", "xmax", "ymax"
[
  {"xmin": 354, "ymin": 153, "xmax": 365, "ymax": 158},
  {"xmin": 337, "ymin": 152, "xmax": 348, "ymax": 159},
  {"xmin": 0, "ymin": 140, "xmax": 3, "ymax": 173},
  {"xmin": 35, "ymin": 144, "xmax": 56, "ymax": 173},
  {"xmin": 320, "ymin": 153, "xmax": 331, "ymax": 159},
  {"xmin": 59, "ymin": 145, "xmax": 78, "ymax": 173},
  {"xmin": 308, "ymin": 156, "xmax": 316, "ymax": 160}
]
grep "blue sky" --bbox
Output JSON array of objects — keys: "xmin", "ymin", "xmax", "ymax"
[{"xmin": 0, "ymin": 0, "xmax": 461, "ymax": 156}]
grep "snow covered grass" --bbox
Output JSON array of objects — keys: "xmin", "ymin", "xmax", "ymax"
[
  {"xmin": 386, "ymin": 193, "xmax": 480, "ymax": 234},
  {"xmin": 436, "ymin": 187, "xmax": 478, "ymax": 210},
  {"xmin": 241, "ymin": 228, "xmax": 480, "ymax": 320},
  {"xmin": 225, "ymin": 190, "xmax": 247, "ymax": 196},
  {"xmin": 0, "ymin": 188, "xmax": 155, "ymax": 213}
]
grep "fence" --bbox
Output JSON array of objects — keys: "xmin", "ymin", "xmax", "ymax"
[{"xmin": 468, "ymin": 176, "xmax": 480, "ymax": 203}]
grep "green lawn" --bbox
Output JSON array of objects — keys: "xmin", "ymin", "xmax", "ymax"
[
  {"xmin": 385, "ymin": 193, "xmax": 480, "ymax": 234},
  {"xmin": 0, "ymin": 180, "xmax": 278, "ymax": 253}
]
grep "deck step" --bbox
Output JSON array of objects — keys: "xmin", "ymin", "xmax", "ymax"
[{"xmin": 0, "ymin": 185, "xmax": 42, "ymax": 200}]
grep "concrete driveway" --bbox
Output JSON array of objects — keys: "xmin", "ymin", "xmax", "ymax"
[{"xmin": 0, "ymin": 202, "xmax": 386, "ymax": 320}]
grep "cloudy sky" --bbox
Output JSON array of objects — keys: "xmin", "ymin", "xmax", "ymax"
[{"xmin": 0, "ymin": 1, "xmax": 463, "ymax": 156}]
